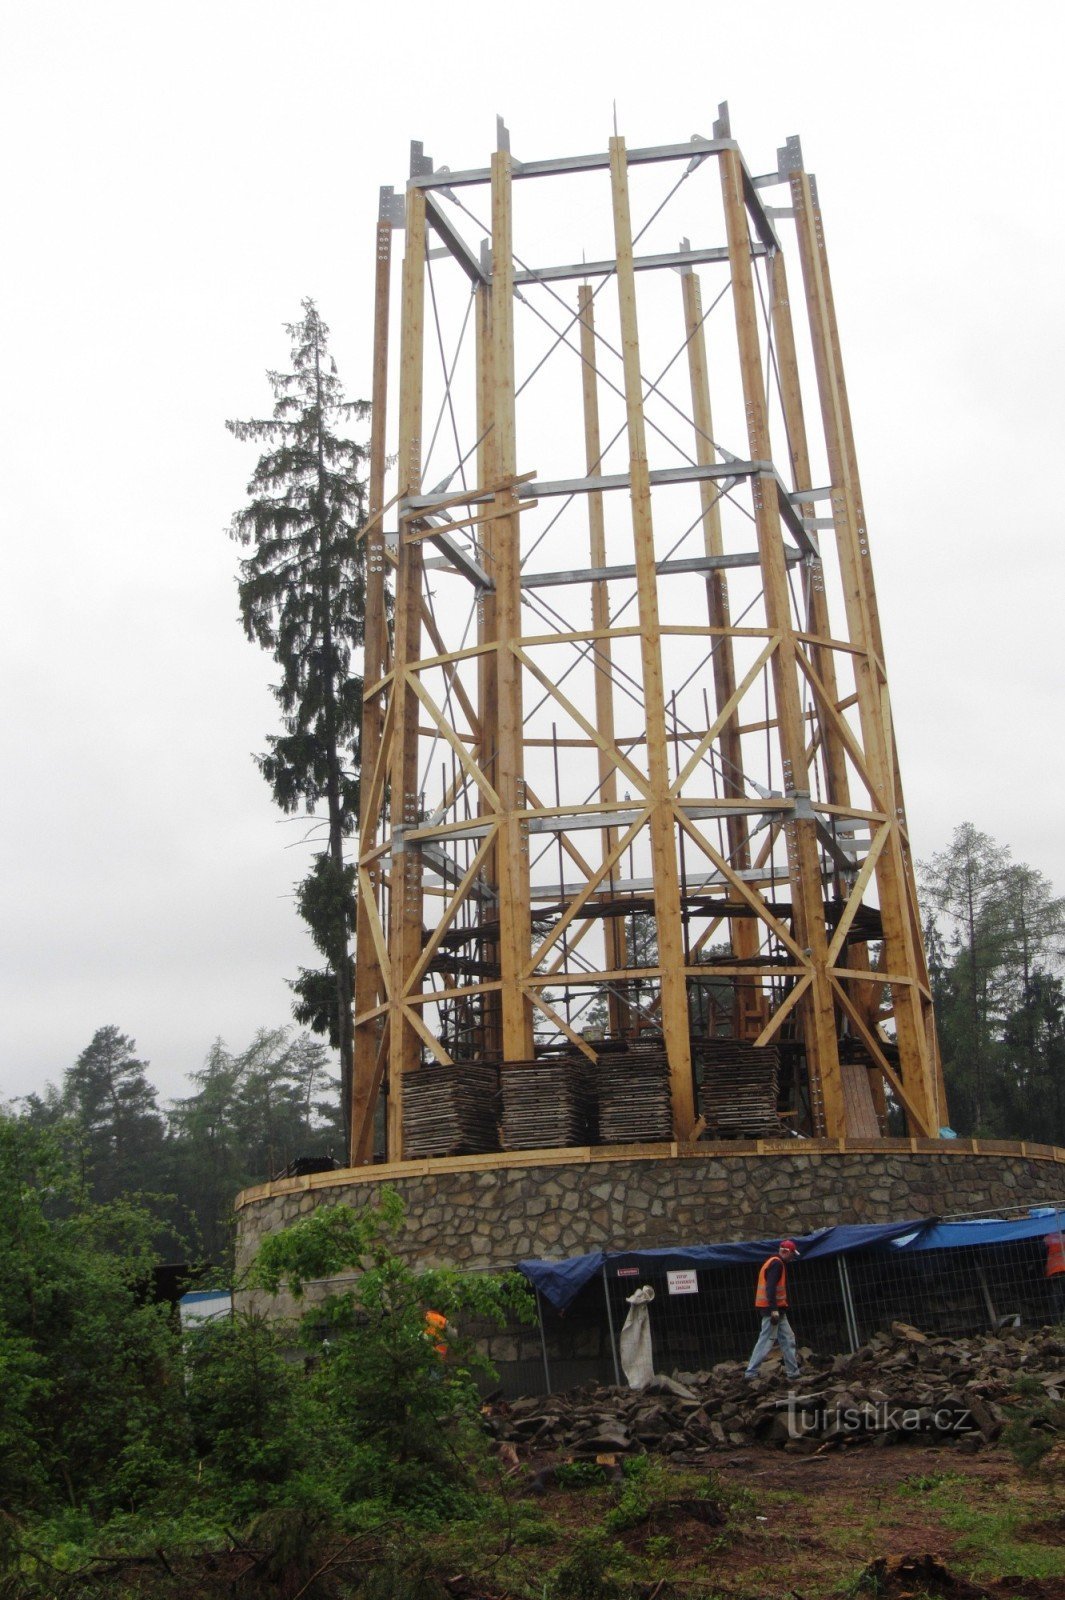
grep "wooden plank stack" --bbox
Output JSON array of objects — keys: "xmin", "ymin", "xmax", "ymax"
[
  {"xmin": 596, "ymin": 1040, "xmax": 674, "ymax": 1143},
  {"xmin": 696, "ymin": 1038, "xmax": 781, "ymax": 1137},
  {"xmin": 500, "ymin": 1056, "xmax": 595, "ymax": 1149},
  {"xmin": 402, "ymin": 1062, "xmax": 500, "ymax": 1158}
]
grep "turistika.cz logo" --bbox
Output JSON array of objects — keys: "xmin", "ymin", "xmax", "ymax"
[{"xmin": 785, "ymin": 1394, "xmax": 973, "ymax": 1439}]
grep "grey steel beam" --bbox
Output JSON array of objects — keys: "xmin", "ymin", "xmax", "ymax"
[
  {"xmin": 420, "ymin": 840, "xmax": 497, "ymax": 903},
  {"xmin": 740, "ymin": 156, "xmax": 782, "ymax": 253},
  {"xmin": 520, "ymin": 547, "xmax": 801, "ymax": 591},
  {"xmin": 770, "ymin": 473, "xmax": 817, "ymax": 556},
  {"xmin": 506, "ymin": 459, "xmax": 765, "ymax": 503},
  {"xmin": 424, "ymin": 192, "xmax": 488, "ymax": 285},
  {"xmin": 408, "ymin": 136, "xmax": 739, "ymax": 191},
  {"xmin": 422, "ymin": 528, "xmax": 494, "ymax": 590},
  {"xmin": 512, "ymin": 241, "xmax": 763, "ymax": 287}
]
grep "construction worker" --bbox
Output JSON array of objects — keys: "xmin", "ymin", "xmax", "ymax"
[
  {"xmin": 744, "ymin": 1238, "xmax": 802, "ymax": 1382},
  {"xmin": 1045, "ymin": 1230, "xmax": 1065, "ymax": 1322}
]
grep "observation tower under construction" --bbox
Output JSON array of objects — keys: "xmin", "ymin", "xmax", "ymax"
[{"xmin": 349, "ymin": 108, "xmax": 946, "ymax": 1169}]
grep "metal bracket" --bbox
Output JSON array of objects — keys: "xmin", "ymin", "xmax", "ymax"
[
  {"xmin": 777, "ymin": 135, "xmax": 804, "ymax": 179},
  {"xmin": 410, "ymin": 140, "xmax": 434, "ymax": 178},
  {"xmin": 496, "ymin": 114, "xmax": 510, "ymax": 153},
  {"xmin": 379, "ymin": 185, "xmax": 406, "ymax": 226},
  {"xmin": 765, "ymin": 206, "xmax": 795, "ymax": 220},
  {"xmin": 712, "ymin": 100, "xmax": 731, "ymax": 139}
]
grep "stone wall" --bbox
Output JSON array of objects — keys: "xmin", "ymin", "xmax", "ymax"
[{"xmin": 235, "ymin": 1140, "xmax": 1065, "ymax": 1281}]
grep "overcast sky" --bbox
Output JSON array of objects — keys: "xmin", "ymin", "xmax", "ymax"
[{"xmin": 2, "ymin": 0, "xmax": 1062, "ymax": 1106}]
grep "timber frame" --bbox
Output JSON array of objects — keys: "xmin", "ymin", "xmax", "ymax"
[{"xmin": 350, "ymin": 109, "xmax": 945, "ymax": 1164}]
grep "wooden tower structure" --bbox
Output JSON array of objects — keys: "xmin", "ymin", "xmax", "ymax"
[{"xmin": 350, "ymin": 109, "xmax": 946, "ymax": 1166}]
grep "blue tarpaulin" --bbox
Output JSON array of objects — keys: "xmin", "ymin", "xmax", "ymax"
[
  {"xmin": 520, "ymin": 1220, "xmax": 931, "ymax": 1311},
  {"xmin": 892, "ymin": 1210, "xmax": 1065, "ymax": 1253},
  {"xmin": 518, "ymin": 1212, "xmax": 1065, "ymax": 1312}
]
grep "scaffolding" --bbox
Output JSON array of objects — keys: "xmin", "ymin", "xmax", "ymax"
[{"xmin": 351, "ymin": 108, "xmax": 945, "ymax": 1165}]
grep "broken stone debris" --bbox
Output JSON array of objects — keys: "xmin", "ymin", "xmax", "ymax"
[{"xmin": 482, "ymin": 1326, "xmax": 1065, "ymax": 1457}]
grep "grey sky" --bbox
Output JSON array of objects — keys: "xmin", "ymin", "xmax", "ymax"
[{"xmin": 3, "ymin": 0, "xmax": 1062, "ymax": 1104}]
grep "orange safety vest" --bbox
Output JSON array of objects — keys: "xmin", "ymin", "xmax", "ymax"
[
  {"xmin": 1046, "ymin": 1234, "xmax": 1065, "ymax": 1278},
  {"xmin": 424, "ymin": 1310, "xmax": 448, "ymax": 1358},
  {"xmin": 755, "ymin": 1255, "xmax": 788, "ymax": 1310}
]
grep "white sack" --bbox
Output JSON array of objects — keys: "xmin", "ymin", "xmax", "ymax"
[{"xmin": 619, "ymin": 1284, "xmax": 656, "ymax": 1389}]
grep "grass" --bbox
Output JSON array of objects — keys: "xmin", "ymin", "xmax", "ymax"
[
  {"xmin": 886, "ymin": 1469, "xmax": 1065, "ymax": 1582},
  {"xmin": 411, "ymin": 1450, "xmax": 1065, "ymax": 1599}
]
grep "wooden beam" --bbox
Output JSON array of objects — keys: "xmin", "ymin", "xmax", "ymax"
[
  {"xmin": 406, "ymin": 672, "xmax": 502, "ymax": 811},
  {"xmin": 610, "ymin": 136, "xmax": 695, "ymax": 1141},
  {"xmin": 403, "ymin": 829, "xmax": 499, "ymax": 995},
  {"xmin": 681, "ymin": 266, "xmax": 766, "ymax": 1037},
  {"xmin": 720, "ymin": 144, "xmax": 844, "ymax": 1135},
  {"xmin": 352, "ymin": 208, "xmax": 395, "ymax": 1165},
  {"xmin": 579, "ymin": 283, "xmax": 628, "ymax": 1036},
  {"xmin": 791, "ymin": 164, "xmax": 938, "ymax": 1135},
  {"xmin": 491, "ymin": 146, "xmax": 535, "ymax": 1062},
  {"xmin": 385, "ymin": 180, "xmax": 428, "ymax": 1161}
]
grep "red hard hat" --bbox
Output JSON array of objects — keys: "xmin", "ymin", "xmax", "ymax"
[{"xmin": 779, "ymin": 1239, "xmax": 800, "ymax": 1255}]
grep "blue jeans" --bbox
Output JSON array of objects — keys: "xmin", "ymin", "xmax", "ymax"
[
  {"xmin": 745, "ymin": 1313, "xmax": 800, "ymax": 1379},
  {"xmin": 1050, "ymin": 1275, "xmax": 1065, "ymax": 1323}
]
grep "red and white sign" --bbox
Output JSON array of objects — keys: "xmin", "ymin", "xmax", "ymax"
[{"xmin": 667, "ymin": 1270, "xmax": 698, "ymax": 1296}]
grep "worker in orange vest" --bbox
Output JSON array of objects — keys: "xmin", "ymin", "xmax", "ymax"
[
  {"xmin": 744, "ymin": 1238, "xmax": 802, "ymax": 1382},
  {"xmin": 1045, "ymin": 1229, "xmax": 1065, "ymax": 1322},
  {"xmin": 423, "ymin": 1308, "xmax": 450, "ymax": 1360}
]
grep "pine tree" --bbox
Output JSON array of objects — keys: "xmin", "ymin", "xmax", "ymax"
[
  {"xmin": 228, "ymin": 301, "xmax": 369, "ymax": 1146},
  {"xmin": 61, "ymin": 1026, "xmax": 165, "ymax": 1201}
]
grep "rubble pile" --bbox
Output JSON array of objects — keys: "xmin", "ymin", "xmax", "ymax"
[{"xmin": 485, "ymin": 1324, "xmax": 1065, "ymax": 1458}]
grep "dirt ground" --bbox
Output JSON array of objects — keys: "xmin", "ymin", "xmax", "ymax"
[{"xmin": 477, "ymin": 1440, "xmax": 1065, "ymax": 1599}]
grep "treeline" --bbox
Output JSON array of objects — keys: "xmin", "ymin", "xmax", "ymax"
[
  {"xmin": 0, "ymin": 1114, "xmax": 529, "ymax": 1595},
  {"xmin": 16, "ymin": 1025, "xmax": 343, "ymax": 1263},
  {"xmin": 921, "ymin": 823, "xmax": 1065, "ymax": 1143}
]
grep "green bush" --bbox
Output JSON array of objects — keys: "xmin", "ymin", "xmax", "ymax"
[
  {"xmin": 545, "ymin": 1530, "xmax": 631, "ymax": 1598},
  {"xmin": 183, "ymin": 1310, "xmax": 313, "ymax": 1514},
  {"xmin": 250, "ymin": 1190, "xmax": 534, "ymax": 1514}
]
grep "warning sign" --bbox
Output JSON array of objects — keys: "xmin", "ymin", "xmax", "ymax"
[{"xmin": 666, "ymin": 1270, "xmax": 698, "ymax": 1296}]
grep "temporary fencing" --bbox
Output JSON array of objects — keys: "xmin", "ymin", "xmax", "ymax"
[{"xmin": 483, "ymin": 1203, "xmax": 1065, "ymax": 1398}]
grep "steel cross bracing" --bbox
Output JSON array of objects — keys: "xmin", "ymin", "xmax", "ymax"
[{"xmin": 350, "ymin": 108, "xmax": 946, "ymax": 1166}]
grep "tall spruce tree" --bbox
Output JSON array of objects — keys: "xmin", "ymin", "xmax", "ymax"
[
  {"xmin": 61, "ymin": 1026, "xmax": 165, "ymax": 1201},
  {"xmin": 228, "ymin": 301, "xmax": 369, "ymax": 1146}
]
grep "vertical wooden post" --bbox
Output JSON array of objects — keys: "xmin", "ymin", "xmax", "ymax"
[
  {"xmin": 578, "ymin": 284, "xmax": 627, "ymax": 1036},
  {"xmin": 491, "ymin": 148, "xmax": 535, "ymax": 1062},
  {"xmin": 609, "ymin": 137, "xmax": 696, "ymax": 1139},
  {"xmin": 386, "ymin": 180, "xmax": 427, "ymax": 1158},
  {"xmin": 475, "ymin": 281, "xmax": 502, "ymax": 1060},
  {"xmin": 351, "ymin": 201, "xmax": 395, "ymax": 1164},
  {"xmin": 798, "ymin": 181, "xmax": 944, "ymax": 1127},
  {"xmin": 767, "ymin": 246, "xmax": 884, "ymax": 1126},
  {"xmin": 719, "ymin": 145, "xmax": 844, "ymax": 1135},
  {"xmin": 679, "ymin": 267, "xmax": 765, "ymax": 1038},
  {"xmin": 766, "ymin": 247, "xmax": 851, "ymax": 815},
  {"xmin": 790, "ymin": 165, "xmax": 937, "ymax": 1134}
]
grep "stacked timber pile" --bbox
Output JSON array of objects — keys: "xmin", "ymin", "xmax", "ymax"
[
  {"xmin": 696, "ymin": 1038, "xmax": 781, "ymax": 1137},
  {"xmin": 402, "ymin": 1062, "xmax": 500, "ymax": 1158},
  {"xmin": 500, "ymin": 1056, "xmax": 596, "ymax": 1149},
  {"xmin": 596, "ymin": 1039, "xmax": 673, "ymax": 1143},
  {"xmin": 484, "ymin": 1324, "xmax": 1065, "ymax": 1459}
]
